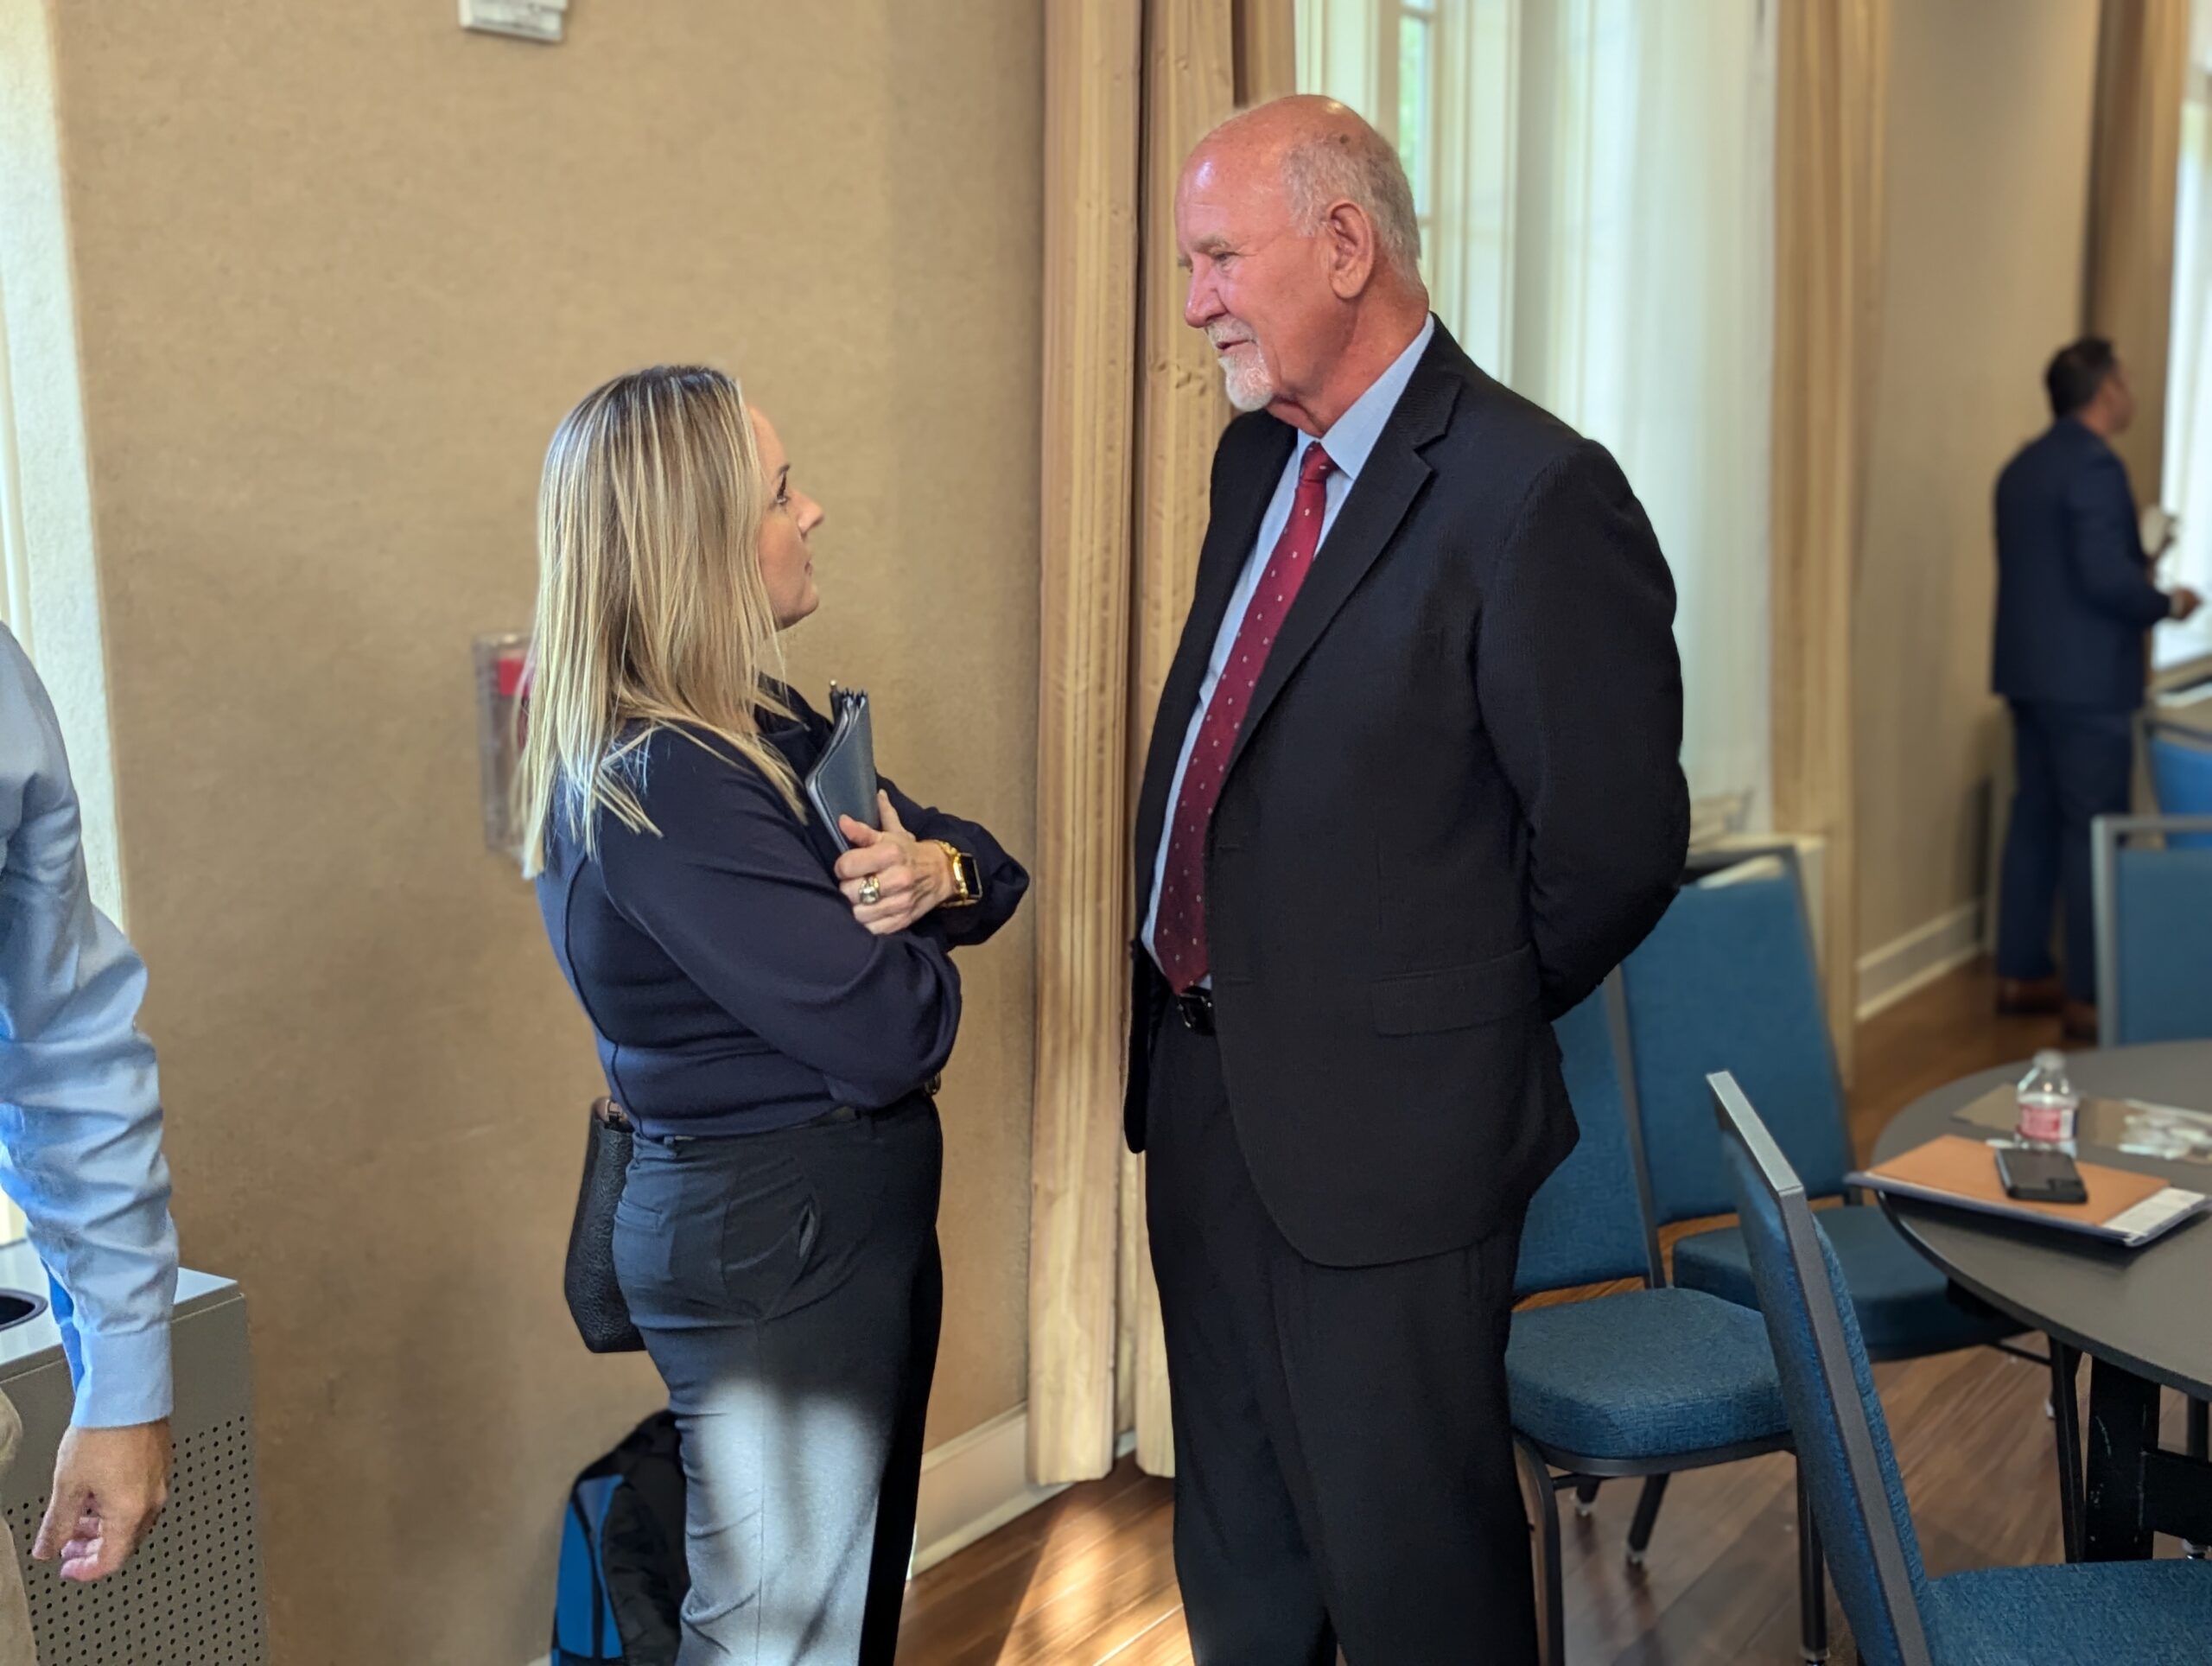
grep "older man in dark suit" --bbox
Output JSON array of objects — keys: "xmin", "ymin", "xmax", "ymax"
[
  {"xmin": 1125, "ymin": 97, "xmax": 1688, "ymax": 1663},
  {"xmin": 1993, "ymin": 338, "xmax": 2201, "ymax": 1038}
]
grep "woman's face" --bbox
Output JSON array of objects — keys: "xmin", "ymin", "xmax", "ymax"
[{"xmin": 750, "ymin": 408, "xmax": 823, "ymax": 629}]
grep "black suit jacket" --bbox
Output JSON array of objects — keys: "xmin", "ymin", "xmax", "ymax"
[
  {"xmin": 1991, "ymin": 417, "xmax": 2171, "ymax": 712},
  {"xmin": 1125, "ymin": 323, "xmax": 1689, "ymax": 1268}
]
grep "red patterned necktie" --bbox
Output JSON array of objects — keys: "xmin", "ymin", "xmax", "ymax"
[{"xmin": 1153, "ymin": 442, "xmax": 1337, "ymax": 993}]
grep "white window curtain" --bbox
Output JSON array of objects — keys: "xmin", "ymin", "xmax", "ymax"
[
  {"xmin": 2160, "ymin": 0, "xmax": 2212, "ymax": 671},
  {"xmin": 0, "ymin": 264, "xmax": 29, "ymax": 637},
  {"xmin": 1300, "ymin": 0, "xmax": 1777, "ymax": 832},
  {"xmin": 0, "ymin": 1, "xmax": 129, "ymax": 923}
]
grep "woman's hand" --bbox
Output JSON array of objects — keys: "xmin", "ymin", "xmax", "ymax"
[{"xmin": 836, "ymin": 792, "xmax": 954, "ymax": 936}]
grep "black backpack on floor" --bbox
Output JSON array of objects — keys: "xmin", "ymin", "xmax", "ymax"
[{"xmin": 553, "ymin": 1410, "xmax": 690, "ymax": 1664}]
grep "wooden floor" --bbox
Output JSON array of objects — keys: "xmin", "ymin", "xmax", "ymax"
[{"xmin": 896, "ymin": 961, "xmax": 2194, "ymax": 1664}]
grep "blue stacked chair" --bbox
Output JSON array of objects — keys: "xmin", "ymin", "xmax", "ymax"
[
  {"xmin": 1505, "ymin": 988, "xmax": 1827, "ymax": 1664},
  {"xmin": 2090, "ymin": 807, "xmax": 2212, "ymax": 1510},
  {"xmin": 1710, "ymin": 1071, "xmax": 2212, "ymax": 1664},
  {"xmin": 1612, "ymin": 855, "xmax": 2029, "ymax": 1569},
  {"xmin": 2092, "ymin": 812, "xmax": 2212, "ymax": 1048},
  {"xmin": 1617, "ymin": 856, "xmax": 2024, "ymax": 1361},
  {"xmin": 2145, "ymin": 719, "xmax": 2212, "ymax": 849}
]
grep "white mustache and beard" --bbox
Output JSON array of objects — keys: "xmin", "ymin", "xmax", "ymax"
[{"xmin": 1208, "ymin": 324, "xmax": 1274, "ymax": 412}]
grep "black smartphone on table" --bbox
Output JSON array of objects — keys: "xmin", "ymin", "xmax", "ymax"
[{"xmin": 1996, "ymin": 1145, "xmax": 2089, "ymax": 1205}]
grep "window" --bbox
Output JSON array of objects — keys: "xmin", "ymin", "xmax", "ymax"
[
  {"xmin": 0, "ymin": 274, "xmax": 28, "ymax": 635},
  {"xmin": 2160, "ymin": 0, "xmax": 2212, "ymax": 673},
  {"xmin": 2, "ymin": 3, "xmax": 129, "ymax": 921},
  {"xmin": 1300, "ymin": 0, "xmax": 1778, "ymax": 831},
  {"xmin": 1393, "ymin": 1, "xmax": 1439, "ymax": 283},
  {"xmin": 3, "ymin": 6, "xmax": 112, "ymax": 1248}
]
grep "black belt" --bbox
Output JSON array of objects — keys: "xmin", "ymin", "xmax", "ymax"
[
  {"xmin": 826, "ymin": 1077, "xmax": 940, "ymax": 1121},
  {"xmin": 658, "ymin": 1078, "xmax": 939, "ymax": 1146},
  {"xmin": 1174, "ymin": 989, "xmax": 1217, "ymax": 1035}
]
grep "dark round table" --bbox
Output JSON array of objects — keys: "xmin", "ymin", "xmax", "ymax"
[{"xmin": 1875, "ymin": 1040, "xmax": 2212, "ymax": 1560}]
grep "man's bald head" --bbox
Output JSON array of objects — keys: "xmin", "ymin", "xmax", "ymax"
[
  {"xmin": 1175, "ymin": 97, "xmax": 1431, "ymax": 434},
  {"xmin": 1192, "ymin": 98, "xmax": 1423, "ymax": 283}
]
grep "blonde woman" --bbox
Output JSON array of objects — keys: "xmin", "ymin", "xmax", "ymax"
[{"xmin": 518, "ymin": 366, "xmax": 1027, "ymax": 1664}]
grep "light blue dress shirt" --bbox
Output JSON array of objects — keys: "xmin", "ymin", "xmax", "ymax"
[
  {"xmin": 0, "ymin": 626, "xmax": 178, "ymax": 1427},
  {"xmin": 1142, "ymin": 315, "xmax": 1438, "ymax": 976}
]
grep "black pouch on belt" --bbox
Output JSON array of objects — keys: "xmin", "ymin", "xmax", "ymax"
[{"xmin": 564, "ymin": 1097, "xmax": 644, "ymax": 1354}]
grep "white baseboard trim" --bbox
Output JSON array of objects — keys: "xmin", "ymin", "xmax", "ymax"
[
  {"xmin": 911, "ymin": 1408, "xmax": 1140, "ymax": 1574},
  {"xmin": 1857, "ymin": 900, "xmax": 1984, "ymax": 1021},
  {"xmin": 912, "ymin": 1403, "xmax": 1071, "ymax": 1575}
]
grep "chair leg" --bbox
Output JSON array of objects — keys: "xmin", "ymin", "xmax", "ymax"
[
  {"xmin": 1516, "ymin": 1440, "xmax": 1565, "ymax": 1666},
  {"xmin": 2188, "ymin": 1396, "xmax": 2209, "ymax": 1560},
  {"xmin": 1573, "ymin": 1475, "xmax": 1601, "ymax": 1519},
  {"xmin": 2050, "ymin": 1340, "xmax": 2085, "ymax": 1563},
  {"xmin": 1797, "ymin": 1462, "xmax": 1829, "ymax": 1665},
  {"xmin": 1624, "ymin": 1473, "xmax": 1669, "ymax": 1567}
]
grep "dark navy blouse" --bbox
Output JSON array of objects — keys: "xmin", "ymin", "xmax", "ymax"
[{"xmin": 537, "ymin": 690, "xmax": 1027, "ymax": 1138}]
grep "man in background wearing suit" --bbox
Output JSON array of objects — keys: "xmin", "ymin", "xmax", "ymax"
[
  {"xmin": 1125, "ymin": 98, "xmax": 1688, "ymax": 1663},
  {"xmin": 1993, "ymin": 338, "xmax": 2201, "ymax": 1039}
]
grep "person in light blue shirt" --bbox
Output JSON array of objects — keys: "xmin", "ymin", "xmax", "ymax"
[{"xmin": 0, "ymin": 622, "xmax": 178, "ymax": 1618}]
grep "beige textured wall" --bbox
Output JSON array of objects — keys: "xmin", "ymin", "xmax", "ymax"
[
  {"xmin": 1856, "ymin": 0, "xmax": 2098, "ymax": 961},
  {"xmin": 34, "ymin": 3, "xmax": 1040, "ymax": 1659}
]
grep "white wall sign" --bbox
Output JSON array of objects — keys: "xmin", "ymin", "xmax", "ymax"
[{"xmin": 460, "ymin": 0, "xmax": 569, "ymax": 45}]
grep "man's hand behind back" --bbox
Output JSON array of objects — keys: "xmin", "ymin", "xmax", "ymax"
[
  {"xmin": 35, "ymin": 1420, "xmax": 171, "ymax": 1581},
  {"xmin": 2170, "ymin": 585, "xmax": 2203, "ymax": 623}
]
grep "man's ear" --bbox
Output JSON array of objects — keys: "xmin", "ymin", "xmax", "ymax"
[{"xmin": 1322, "ymin": 200, "xmax": 1380, "ymax": 300}]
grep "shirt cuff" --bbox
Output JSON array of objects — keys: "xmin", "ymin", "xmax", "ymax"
[{"xmin": 68, "ymin": 1323, "xmax": 173, "ymax": 1428}]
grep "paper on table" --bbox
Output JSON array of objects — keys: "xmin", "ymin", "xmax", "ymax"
[
  {"xmin": 2104, "ymin": 1188, "xmax": 2208, "ymax": 1243},
  {"xmin": 1951, "ymin": 1086, "xmax": 2212, "ymax": 1167}
]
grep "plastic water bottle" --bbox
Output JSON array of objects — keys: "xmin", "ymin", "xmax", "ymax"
[{"xmin": 2015, "ymin": 1050, "xmax": 2080, "ymax": 1146}]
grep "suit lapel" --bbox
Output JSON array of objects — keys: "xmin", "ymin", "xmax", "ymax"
[
  {"xmin": 1133, "ymin": 420, "xmax": 1296, "ymax": 900},
  {"xmin": 1222, "ymin": 339, "xmax": 1465, "ymax": 785}
]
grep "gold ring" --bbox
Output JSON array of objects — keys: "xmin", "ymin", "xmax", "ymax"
[{"xmin": 859, "ymin": 875, "xmax": 882, "ymax": 906}]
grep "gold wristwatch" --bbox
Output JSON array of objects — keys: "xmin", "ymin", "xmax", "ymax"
[{"xmin": 932, "ymin": 841, "xmax": 982, "ymax": 907}]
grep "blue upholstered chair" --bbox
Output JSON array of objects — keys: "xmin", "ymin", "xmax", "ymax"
[
  {"xmin": 2145, "ymin": 719, "xmax": 2212, "ymax": 849},
  {"xmin": 1618, "ymin": 855, "xmax": 2023, "ymax": 1363},
  {"xmin": 1612, "ymin": 855, "xmax": 2037, "ymax": 1568},
  {"xmin": 2092, "ymin": 813, "xmax": 2212, "ymax": 1049},
  {"xmin": 2092, "ymin": 808, "xmax": 2212, "ymax": 1507},
  {"xmin": 1506, "ymin": 988, "xmax": 1826, "ymax": 1665},
  {"xmin": 1710, "ymin": 1071, "xmax": 2212, "ymax": 1665}
]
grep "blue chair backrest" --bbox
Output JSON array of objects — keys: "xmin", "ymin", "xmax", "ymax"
[
  {"xmin": 2108, "ymin": 841, "xmax": 2212, "ymax": 1045},
  {"xmin": 2148, "ymin": 730, "xmax": 2212, "ymax": 849},
  {"xmin": 1620, "ymin": 866, "xmax": 1853, "ymax": 1221},
  {"xmin": 1516, "ymin": 987, "xmax": 1654, "ymax": 1299},
  {"xmin": 1711, "ymin": 1073, "xmax": 1934, "ymax": 1666}
]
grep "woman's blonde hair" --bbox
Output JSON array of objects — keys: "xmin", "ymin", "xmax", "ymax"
[{"xmin": 514, "ymin": 365, "xmax": 803, "ymax": 878}]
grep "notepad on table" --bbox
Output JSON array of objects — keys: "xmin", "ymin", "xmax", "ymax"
[{"xmin": 1848, "ymin": 1135, "xmax": 2208, "ymax": 1249}]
